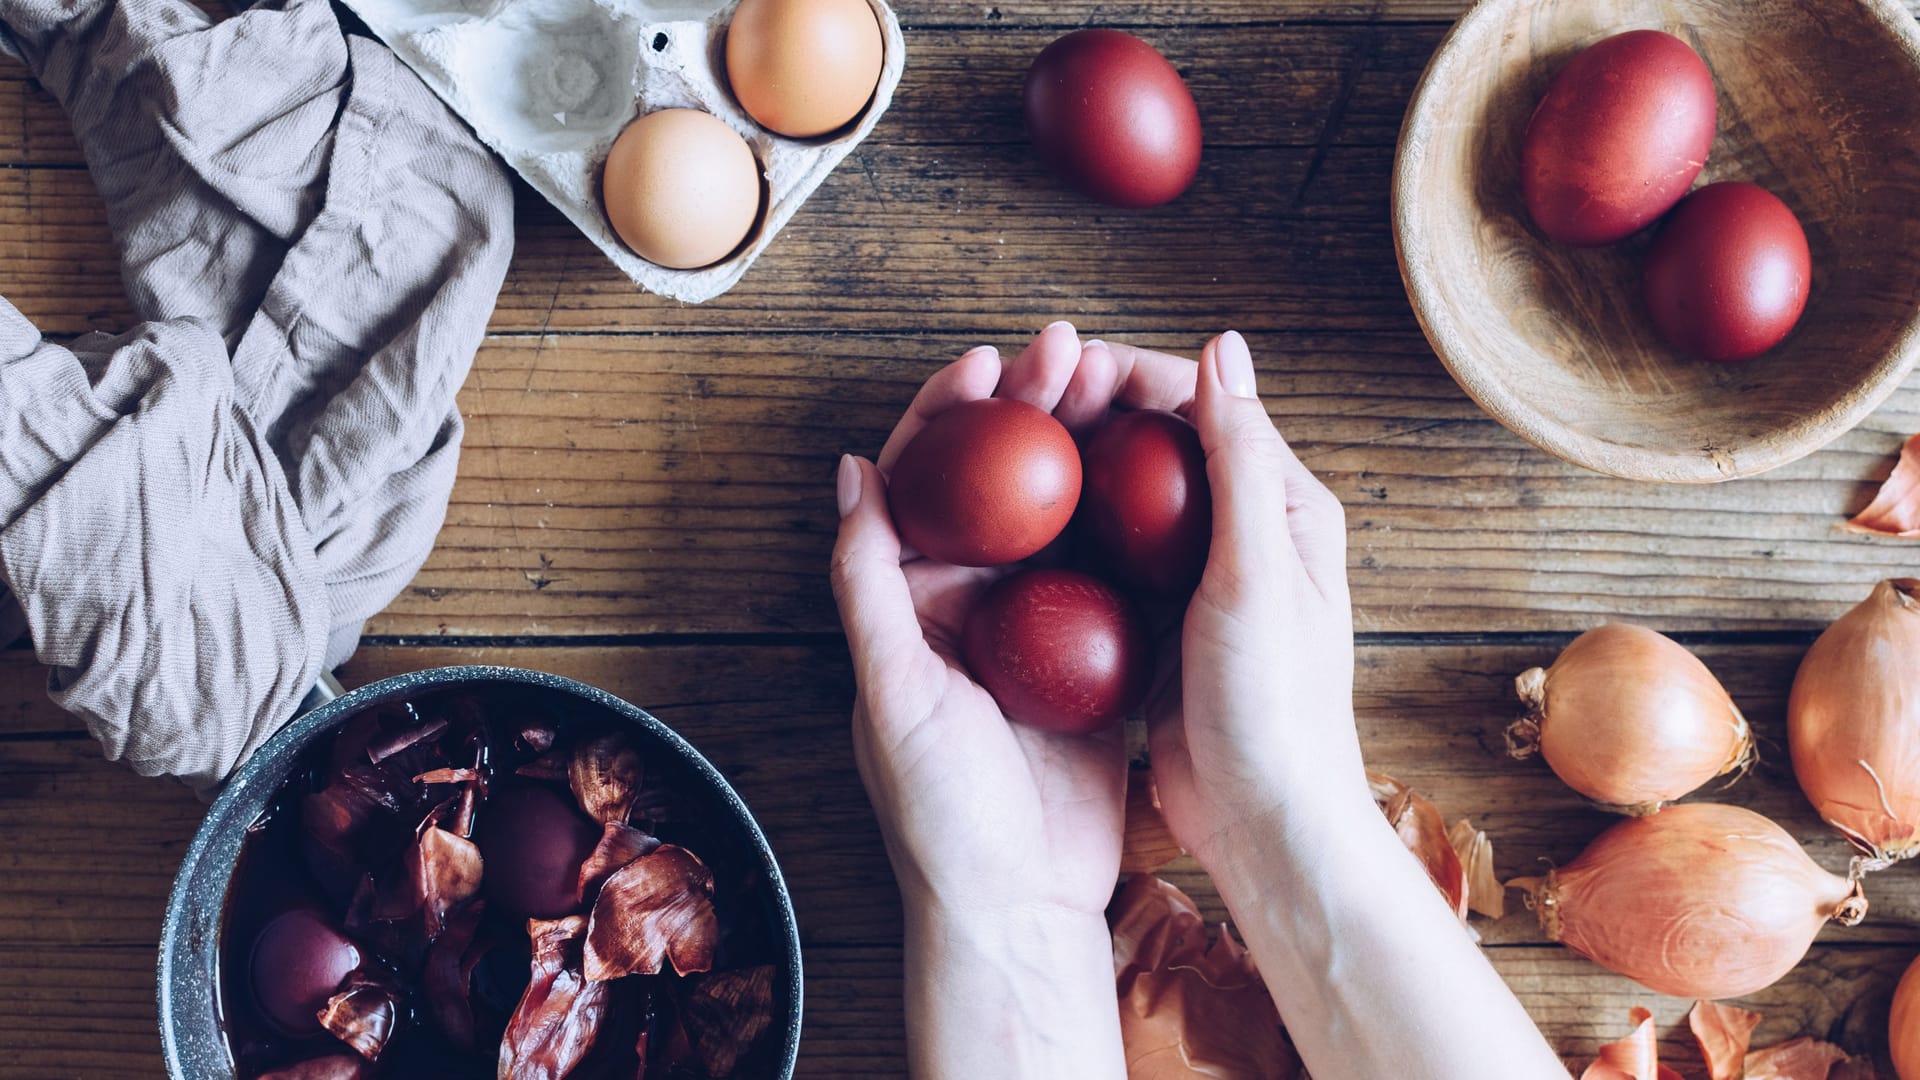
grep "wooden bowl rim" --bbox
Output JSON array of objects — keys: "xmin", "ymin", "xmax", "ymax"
[{"xmin": 1391, "ymin": 0, "xmax": 1920, "ymax": 483}]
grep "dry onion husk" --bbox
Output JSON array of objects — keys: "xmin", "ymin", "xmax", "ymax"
[
  {"xmin": 1510, "ymin": 802, "xmax": 1865, "ymax": 1000},
  {"xmin": 1892, "ymin": 952, "xmax": 1920, "ymax": 1080},
  {"xmin": 1581, "ymin": 1006, "xmax": 1682, "ymax": 1080},
  {"xmin": 1843, "ymin": 433, "xmax": 1920, "ymax": 537},
  {"xmin": 1510, "ymin": 625, "xmax": 1754, "ymax": 815},
  {"xmin": 1788, "ymin": 579, "xmax": 1920, "ymax": 866},
  {"xmin": 1689, "ymin": 999, "xmax": 1761, "ymax": 1080}
]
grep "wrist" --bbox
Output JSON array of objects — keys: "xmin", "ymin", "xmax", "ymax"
[{"xmin": 903, "ymin": 894, "xmax": 1125, "ymax": 1080}]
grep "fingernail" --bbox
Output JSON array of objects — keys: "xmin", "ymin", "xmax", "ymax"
[
  {"xmin": 1084, "ymin": 338, "xmax": 1107, "ymax": 351},
  {"xmin": 836, "ymin": 454, "xmax": 862, "ymax": 518},
  {"xmin": 1045, "ymin": 319, "xmax": 1076, "ymax": 334},
  {"xmin": 1217, "ymin": 331, "xmax": 1256, "ymax": 399}
]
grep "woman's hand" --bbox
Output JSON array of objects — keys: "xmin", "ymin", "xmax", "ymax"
[
  {"xmin": 1125, "ymin": 330, "xmax": 1374, "ymax": 867},
  {"xmin": 831, "ymin": 321, "xmax": 1161, "ymax": 1079}
]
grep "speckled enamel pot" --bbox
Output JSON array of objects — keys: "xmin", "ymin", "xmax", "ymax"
[{"xmin": 158, "ymin": 665, "xmax": 803, "ymax": 1079}]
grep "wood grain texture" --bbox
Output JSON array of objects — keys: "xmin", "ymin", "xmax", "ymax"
[
  {"xmin": 392, "ymin": 334, "xmax": 1920, "ymax": 637},
  {"xmin": 1396, "ymin": 0, "xmax": 1920, "ymax": 482},
  {"xmin": 4, "ymin": 644, "xmax": 1920, "ymax": 1076}
]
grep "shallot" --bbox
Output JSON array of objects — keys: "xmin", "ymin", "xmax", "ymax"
[
  {"xmin": 1788, "ymin": 579, "xmax": 1920, "ymax": 864},
  {"xmin": 1892, "ymin": 951, "xmax": 1920, "ymax": 1080},
  {"xmin": 1510, "ymin": 624, "xmax": 1753, "ymax": 814},
  {"xmin": 1510, "ymin": 802, "xmax": 1864, "ymax": 1000}
]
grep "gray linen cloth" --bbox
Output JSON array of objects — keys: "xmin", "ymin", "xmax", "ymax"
[{"xmin": 0, "ymin": 0, "xmax": 514, "ymax": 790}]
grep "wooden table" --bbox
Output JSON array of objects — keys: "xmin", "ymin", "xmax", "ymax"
[{"xmin": 5, "ymin": 2, "xmax": 1920, "ymax": 1075}]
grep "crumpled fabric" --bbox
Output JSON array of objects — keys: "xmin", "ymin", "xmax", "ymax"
[{"xmin": 0, "ymin": 0, "xmax": 514, "ymax": 790}]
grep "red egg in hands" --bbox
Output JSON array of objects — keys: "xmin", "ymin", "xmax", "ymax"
[
  {"xmin": 1023, "ymin": 29, "xmax": 1202, "ymax": 209},
  {"xmin": 1521, "ymin": 30, "xmax": 1716, "ymax": 246},
  {"xmin": 477, "ymin": 784, "xmax": 601, "ymax": 920},
  {"xmin": 1080, "ymin": 410, "xmax": 1211, "ymax": 595},
  {"xmin": 962, "ymin": 568, "xmax": 1154, "ymax": 734},
  {"xmin": 1644, "ymin": 182, "xmax": 1811, "ymax": 362},
  {"xmin": 887, "ymin": 397, "xmax": 1081, "ymax": 567},
  {"xmin": 250, "ymin": 908, "xmax": 363, "ymax": 1037}
]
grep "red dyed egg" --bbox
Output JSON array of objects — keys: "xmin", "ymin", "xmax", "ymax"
[
  {"xmin": 477, "ymin": 785, "xmax": 600, "ymax": 919},
  {"xmin": 1522, "ymin": 30, "xmax": 1716, "ymax": 246},
  {"xmin": 250, "ymin": 908, "xmax": 362, "ymax": 1037},
  {"xmin": 1023, "ymin": 29, "xmax": 1203, "ymax": 208},
  {"xmin": 1080, "ymin": 410, "xmax": 1211, "ymax": 595},
  {"xmin": 1644, "ymin": 181, "xmax": 1811, "ymax": 362},
  {"xmin": 962, "ymin": 568, "xmax": 1154, "ymax": 734},
  {"xmin": 888, "ymin": 398, "xmax": 1081, "ymax": 567}
]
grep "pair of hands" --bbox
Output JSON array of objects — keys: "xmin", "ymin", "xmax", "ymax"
[{"xmin": 829, "ymin": 321, "xmax": 1368, "ymax": 938}]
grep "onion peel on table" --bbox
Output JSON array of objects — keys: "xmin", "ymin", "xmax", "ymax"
[
  {"xmin": 1844, "ymin": 433, "xmax": 1920, "ymax": 537},
  {"xmin": 1689, "ymin": 999, "xmax": 1761, "ymax": 1080},
  {"xmin": 1581, "ymin": 1007, "xmax": 1683, "ymax": 1080},
  {"xmin": 1447, "ymin": 817, "xmax": 1504, "ymax": 920},
  {"xmin": 583, "ymin": 843, "xmax": 719, "ymax": 981},
  {"xmin": 1110, "ymin": 875, "xmax": 1302, "ymax": 1080},
  {"xmin": 1744, "ymin": 1036, "xmax": 1856, "ymax": 1079},
  {"xmin": 1368, "ymin": 771, "xmax": 1469, "ymax": 921}
]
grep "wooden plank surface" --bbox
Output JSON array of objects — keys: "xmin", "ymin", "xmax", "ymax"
[
  {"xmin": 5, "ymin": 643, "xmax": 1920, "ymax": 1075},
  {"xmin": 8, "ymin": 1, "xmax": 1920, "ymax": 1077}
]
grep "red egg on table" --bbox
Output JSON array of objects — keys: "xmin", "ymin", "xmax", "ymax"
[
  {"xmin": 249, "ymin": 907, "xmax": 363, "ymax": 1037},
  {"xmin": 887, "ymin": 398, "xmax": 1082, "ymax": 567},
  {"xmin": 476, "ymin": 784, "xmax": 600, "ymax": 920},
  {"xmin": 1022, "ymin": 29, "xmax": 1203, "ymax": 209},
  {"xmin": 1521, "ymin": 29, "xmax": 1717, "ymax": 247},
  {"xmin": 1644, "ymin": 181, "xmax": 1811, "ymax": 362},
  {"xmin": 1080, "ymin": 410, "xmax": 1211, "ymax": 595},
  {"xmin": 962, "ymin": 568, "xmax": 1154, "ymax": 735}
]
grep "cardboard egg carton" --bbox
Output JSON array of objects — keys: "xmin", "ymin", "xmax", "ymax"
[{"xmin": 344, "ymin": 0, "xmax": 905, "ymax": 302}]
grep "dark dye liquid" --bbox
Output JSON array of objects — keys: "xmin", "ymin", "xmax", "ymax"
[{"xmin": 217, "ymin": 688, "xmax": 788, "ymax": 1079}]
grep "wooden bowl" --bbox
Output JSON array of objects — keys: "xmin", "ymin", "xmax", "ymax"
[{"xmin": 1393, "ymin": 0, "xmax": 1920, "ymax": 482}]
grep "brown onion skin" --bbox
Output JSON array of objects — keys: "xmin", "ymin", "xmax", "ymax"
[
  {"xmin": 887, "ymin": 398, "xmax": 1082, "ymax": 567},
  {"xmin": 1892, "ymin": 952, "xmax": 1920, "ymax": 1080},
  {"xmin": 1512, "ymin": 624, "xmax": 1751, "ymax": 813},
  {"xmin": 1789, "ymin": 579, "xmax": 1920, "ymax": 862},
  {"xmin": 1514, "ymin": 802, "xmax": 1862, "ymax": 1000}
]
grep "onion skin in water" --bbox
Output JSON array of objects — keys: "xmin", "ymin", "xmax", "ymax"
[
  {"xmin": 1510, "ymin": 624, "xmax": 1753, "ymax": 814},
  {"xmin": 1892, "ymin": 952, "xmax": 1920, "ymax": 1080},
  {"xmin": 1789, "ymin": 579, "xmax": 1920, "ymax": 864},
  {"xmin": 1511, "ymin": 802, "xmax": 1864, "ymax": 1000}
]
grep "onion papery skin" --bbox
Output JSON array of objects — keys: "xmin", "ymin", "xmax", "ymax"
[
  {"xmin": 1512, "ymin": 803, "xmax": 1863, "ymax": 1000},
  {"xmin": 1788, "ymin": 579, "xmax": 1920, "ymax": 864},
  {"xmin": 1511, "ymin": 624, "xmax": 1753, "ymax": 814},
  {"xmin": 1892, "ymin": 952, "xmax": 1920, "ymax": 1080}
]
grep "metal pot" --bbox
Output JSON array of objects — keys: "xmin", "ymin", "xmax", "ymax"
[{"xmin": 158, "ymin": 665, "xmax": 803, "ymax": 1078}]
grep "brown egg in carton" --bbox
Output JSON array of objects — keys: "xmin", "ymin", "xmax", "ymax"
[{"xmin": 343, "ymin": 0, "xmax": 906, "ymax": 302}]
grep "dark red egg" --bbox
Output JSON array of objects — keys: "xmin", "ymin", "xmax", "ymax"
[
  {"xmin": 1079, "ymin": 410, "xmax": 1211, "ymax": 595},
  {"xmin": 249, "ymin": 908, "xmax": 362, "ymax": 1037},
  {"xmin": 1643, "ymin": 181, "xmax": 1811, "ymax": 362},
  {"xmin": 887, "ymin": 398, "xmax": 1082, "ymax": 567},
  {"xmin": 1521, "ymin": 30, "xmax": 1716, "ymax": 246},
  {"xmin": 1022, "ymin": 29, "xmax": 1203, "ymax": 208},
  {"xmin": 962, "ymin": 568, "xmax": 1154, "ymax": 734},
  {"xmin": 477, "ymin": 784, "xmax": 600, "ymax": 920}
]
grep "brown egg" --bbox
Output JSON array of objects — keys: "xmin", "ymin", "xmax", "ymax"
[
  {"xmin": 887, "ymin": 398, "xmax": 1081, "ymax": 568},
  {"xmin": 726, "ymin": 0, "xmax": 883, "ymax": 138},
  {"xmin": 602, "ymin": 109, "xmax": 762, "ymax": 269}
]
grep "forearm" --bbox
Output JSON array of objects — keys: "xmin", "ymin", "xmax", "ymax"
[
  {"xmin": 1207, "ymin": 793, "xmax": 1567, "ymax": 1080},
  {"xmin": 903, "ymin": 896, "xmax": 1127, "ymax": 1080}
]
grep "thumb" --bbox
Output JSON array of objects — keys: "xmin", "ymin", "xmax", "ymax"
[
  {"xmin": 828, "ymin": 454, "xmax": 926, "ymax": 694},
  {"xmin": 1192, "ymin": 331, "xmax": 1298, "ymax": 585}
]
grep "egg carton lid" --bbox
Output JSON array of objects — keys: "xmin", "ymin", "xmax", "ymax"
[{"xmin": 340, "ymin": 0, "xmax": 905, "ymax": 303}]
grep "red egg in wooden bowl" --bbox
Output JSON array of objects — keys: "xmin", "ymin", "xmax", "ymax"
[{"xmin": 1393, "ymin": 0, "xmax": 1920, "ymax": 482}]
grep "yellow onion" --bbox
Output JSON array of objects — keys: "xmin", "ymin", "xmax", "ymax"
[
  {"xmin": 1788, "ymin": 579, "xmax": 1920, "ymax": 864},
  {"xmin": 1509, "ymin": 624, "xmax": 1754, "ymax": 815},
  {"xmin": 1892, "ymin": 951, "xmax": 1920, "ymax": 1080},
  {"xmin": 1510, "ymin": 802, "xmax": 1864, "ymax": 1000}
]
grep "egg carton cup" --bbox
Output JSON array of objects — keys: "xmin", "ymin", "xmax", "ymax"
[{"xmin": 344, "ymin": 0, "xmax": 905, "ymax": 302}]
